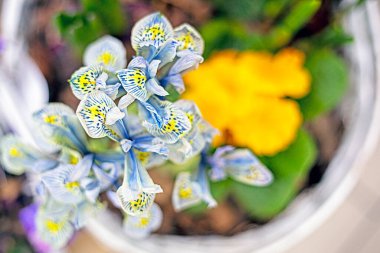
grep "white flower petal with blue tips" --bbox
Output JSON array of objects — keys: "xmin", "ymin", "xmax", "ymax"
[
  {"xmin": 80, "ymin": 177, "xmax": 100, "ymax": 203},
  {"xmin": 69, "ymin": 65, "xmax": 104, "ymax": 100},
  {"xmin": 169, "ymin": 51, "xmax": 204, "ymax": 75},
  {"xmin": 172, "ymin": 172, "xmax": 202, "ymax": 211},
  {"xmin": 42, "ymin": 165, "xmax": 85, "ymax": 204},
  {"xmin": 36, "ymin": 203, "xmax": 75, "ymax": 249},
  {"xmin": 134, "ymin": 150, "xmax": 166, "ymax": 169},
  {"xmin": 160, "ymin": 52, "xmax": 203, "ymax": 94},
  {"xmin": 174, "ymin": 24, "xmax": 204, "ymax": 54},
  {"xmin": 105, "ymin": 106, "xmax": 125, "ymax": 125},
  {"xmin": 33, "ymin": 103, "xmax": 88, "ymax": 153},
  {"xmin": 72, "ymin": 201, "xmax": 101, "ymax": 229},
  {"xmin": 70, "ymin": 154, "xmax": 94, "ymax": 181},
  {"xmin": 101, "ymin": 82, "xmax": 121, "ymax": 100},
  {"xmin": 116, "ymin": 151, "xmax": 162, "ymax": 215},
  {"xmin": 117, "ymin": 186, "xmax": 156, "ymax": 216},
  {"xmin": 117, "ymin": 68, "xmax": 149, "ymax": 102},
  {"xmin": 161, "ymin": 74, "xmax": 185, "ymax": 93},
  {"xmin": 84, "ymin": 35, "xmax": 127, "ymax": 72},
  {"xmin": 93, "ymin": 162, "xmax": 122, "ymax": 190},
  {"xmin": 154, "ymin": 38, "xmax": 178, "ymax": 67},
  {"xmin": 209, "ymin": 147, "xmax": 273, "ymax": 186},
  {"xmin": 146, "ymin": 78, "xmax": 168, "ymax": 97},
  {"xmin": 118, "ymin": 93, "xmax": 136, "ymax": 109},
  {"xmin": 226, "ymin": 150, "xmax": 273, "ymax": 186},
  {"xmin": 129, "ymin": 56, "xmax": 148, "ymax": 69},
  {"xmin": 76, "ymin": 91, "xmax": 123, "ymax": 141},
  {"xmin": 141, "ymin": 97, "xmax": 191, "ymax": 144},
  {"xmin": 148, "ymin": 59, "xmax": 161, "ymax": 77},
  {"xmin": 123, "ymin": 203, "xmax": 163, "ymax": 239},
  {"xmin": 197, "ymin": 163, "xmax": 217, "ymax": 208},
  {"xmin": 131, "ymin": 12, "xmax": 173, "ymax": 56},
  {"xmin": 0, "ymin": 135, "xmax": 43, "ymax": 175}
]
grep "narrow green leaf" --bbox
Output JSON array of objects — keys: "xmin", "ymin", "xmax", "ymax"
[
  {"xmin": 263, "ymin": 0, "xmax": 295, "ymax": 20},
  {"xmin": 299, "ymin": 25, "xmax": 353, "ymax": 49},
  {"xmin": 266, "ymin": 0, "xmax": 321, "ymax": 50}
]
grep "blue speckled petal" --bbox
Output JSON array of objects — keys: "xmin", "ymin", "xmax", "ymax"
[
  {"xmin": 76, "ymin": 91, "xmax": 123, "ymax": 141},
  {"xmin": 117, "ymin": 68, "xmax": 148, "ymax": 102},
  {"xmin": 142, "ymin": 97, "xmax": 191, "ymax": 144},
  {"xmin": 174, "ymin": 24, "xmax": 204, "ymax": 54},
  {"xmin": 69, "ymin": 65, "xmax": 104, "ymax": 100},
  {"xmin": 117, "ymin": 186, "xmax": 156, "ymax": 216},
  {"xmin": 116, "ymin": 151, "xmax": 162, "ymax": 215},
  {"xmin": 174, "ymin": 100, "xmax": 202, "ymax": 127},
  {"xmin": 123, "ymin": 202, "xmax": 163, "ymax": 239},
  {"xmin": 131, "ymin": 12, "xmax": 173, "ymax": 55}
]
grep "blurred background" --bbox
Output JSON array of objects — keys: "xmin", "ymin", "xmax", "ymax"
[{"xmin": 1, "ymin": 0, "xmax": 380, "ymax": 252}]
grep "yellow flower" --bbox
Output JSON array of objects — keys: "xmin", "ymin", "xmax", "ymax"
[{"xmin": 183, "ymin": 48, "xmax": 311, "ymax": 156}]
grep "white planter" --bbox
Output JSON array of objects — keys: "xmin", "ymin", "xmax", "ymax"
[
  {"xmin": 86, "ymin": 1, "xmax": 380, "ymax": 253},
  {"xmin": 0, "ymin": 0, "xmax": 49, "ymax": 144}
]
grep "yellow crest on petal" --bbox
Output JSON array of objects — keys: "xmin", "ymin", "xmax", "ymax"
[
  {"xmin": 65, "ymin": 181, "xmax": 80, "ymax": 191},
  {"xmin": 45, "ymin": 220, "xmax": 64, "ymax": 234},
  {"xmin": 9, "ymin": 147, "xmax": 22, "ymax": 157},
  {"xmin": 97, "ymin": 51, "xmax": 117, "ymax": 66}
]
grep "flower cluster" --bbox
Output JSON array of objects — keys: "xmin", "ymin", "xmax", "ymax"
[
  {"xmin": 184, "ymin": 49, "xmax": 311, "ymax": 156},
  {"xmin": 0, "ymin": 13, "xmax": 273, "ymax": 249}
]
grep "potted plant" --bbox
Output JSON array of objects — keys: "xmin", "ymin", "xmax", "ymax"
[{"xmin": 0, "ymin": 0, "xmax": 378, "ymax": 252}]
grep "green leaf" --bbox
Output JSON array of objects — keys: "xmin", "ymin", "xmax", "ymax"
[
  {"xmin": 298, "ymin": 49, "xmax": 348, "ymax": 120},
  {"xmin": 210, "ymin": 178, "xmax": 232, "ymax": 202},
  {"xmin": 231, "ymin": 129, "xmax": 317, "ymax": 221},
  {"xmin": 200, "ymin": 19, "xmax": 250, "ymax": 58},
  {"xmin": 210, "ymin": 0, "xmax": 266, "ymax": 21},
  {"xmin": 80, "ymin": 0, "xmax": 126, "ymax": 35},
  {"xmin": 298, "ymin": 25, "xmax": 353, "ymax": 49},
  {"xmin": 312, "ymin": 25, "xmax": 353, "ymax": 47},
  {"xmin": 263, "ymin": 0, "xmax": 295, "ymax": 20},
  {"xmin": 265, "ymin": 0, "xmax": 321, "ymax": 50},
  {"xmin": 69, "ymin": 14, "xmax": 105, "ymax": 53},
  {"xmin": 165, "ymin": 85, "xmax": 181, "ymax": 102},
  {"xmin": 54, "ymin": 12, "xmax": 81, "ymax": 35}
]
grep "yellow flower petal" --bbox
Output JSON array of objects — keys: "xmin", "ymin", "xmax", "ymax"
[{"xmin": 184, "ymin": 48, "xmax": 310, "ymax": 155}]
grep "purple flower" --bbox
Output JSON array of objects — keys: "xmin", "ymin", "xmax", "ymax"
[{"xmin": 19, "ymin": 204, "xmax": 51, "ymax": 253}]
